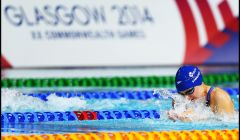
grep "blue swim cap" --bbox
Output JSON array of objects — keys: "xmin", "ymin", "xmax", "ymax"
[{"xmin": 175, "ymin": 65, "xmax": 203, "ymax": 93}]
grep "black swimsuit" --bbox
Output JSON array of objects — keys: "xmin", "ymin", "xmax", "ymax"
[{"xmin": 206, "ymin": 87, "xmax": 215, "ymax": 106}]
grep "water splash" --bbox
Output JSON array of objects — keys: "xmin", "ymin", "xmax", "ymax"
[
  {"xmin": 1, "ymin": 89, "xmax": 87, "ymax": 112},
  {"xmin": 153, "ymin": 88, "xmax": 174, "ymax": 99},
  {"xmin": 2, "ymin": 89, "xmax": 46, "ymax": 112},
  {"xmin": 1, "ymin": 89, "xmax": 138, "ymax": 112},
  {"xmin": 152, "ymin": 88, "xmax": 238, "ymax": 123},
  {"xmin": 167, "ymin": 95, "xmax": 239, "ymax": 123}
]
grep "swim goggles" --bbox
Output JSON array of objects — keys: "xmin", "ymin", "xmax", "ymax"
[{"xmin": 179, "ymin": 87, "xmax": 195, "ymax": 95}]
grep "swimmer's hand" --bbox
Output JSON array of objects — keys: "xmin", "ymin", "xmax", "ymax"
[
  {"xmin": 167, "ymin": 110, "xmax": 177, "ymax": 121},
  {"xmin": 167, "ymin": 109, "xmax": 208, "ymax": 122},
  {"xmin": 167, "ymin": 110, "xmax": 192, "ymax": 122}
]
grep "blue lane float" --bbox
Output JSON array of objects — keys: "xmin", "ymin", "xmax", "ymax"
[
  {"xmin": 1, "ymin": 109, "xmax": 161, "ymax": 124},
  {"xmin": 23, "ymin": 90, "xmax": 166, "ymax": 101},
  {"xmin": 22, "ymin": 88, "xmax": 239, "ymax": 101}
]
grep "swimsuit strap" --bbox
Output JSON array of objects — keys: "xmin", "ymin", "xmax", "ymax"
[{"xmin": 206, "ymin": 87, "xmax": 215, "ymax": 106}]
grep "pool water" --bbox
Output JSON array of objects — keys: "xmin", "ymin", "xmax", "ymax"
[{"xmin": 1, "ymin": 88, "xmax": 239, "ymax": 134}]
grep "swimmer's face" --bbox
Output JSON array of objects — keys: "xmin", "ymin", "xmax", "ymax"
[{"xmin": 180, "ymin": 83, "xmax": 204, "ymax": 100}]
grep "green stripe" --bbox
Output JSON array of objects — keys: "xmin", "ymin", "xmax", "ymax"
[{"xmin": 1, "ymin": 73, "xmax": 238, "ymax": 88}]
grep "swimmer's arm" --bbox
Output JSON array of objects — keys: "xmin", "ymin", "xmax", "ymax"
[{"xmin": 211, "ymin": 90, "xmax": 235, "ymax": 115}]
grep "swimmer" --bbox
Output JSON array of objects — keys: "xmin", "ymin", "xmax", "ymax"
[{"xmin": 168, "ymin": 65, "xmax": 235, "ymax": 122}]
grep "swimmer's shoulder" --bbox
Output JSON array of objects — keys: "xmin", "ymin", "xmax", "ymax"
[
  {"xmin": 210, "ymin": 87, "xmax": 235, "ymax": 114},
  {"xmin": 211, "ymin": 87, "xmax": 232, "ymax": 101}
]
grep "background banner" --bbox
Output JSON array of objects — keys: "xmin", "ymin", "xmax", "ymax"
[{"xmin": 1, "ymin": 0, "xmax": 239, "ymax": 68}]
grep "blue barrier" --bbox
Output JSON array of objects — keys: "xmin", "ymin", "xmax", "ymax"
[
  {"xmin": 1, "ymin": 109, "xmax": 160, "ymax": 123},
  {"xmin": 22, "ymin": 88, "xmax": 238, "ymax": 101}
]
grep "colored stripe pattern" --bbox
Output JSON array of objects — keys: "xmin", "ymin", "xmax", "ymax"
[
  {"xmin": 1, "ymin": 110, "xmax": 160, "ymax": 123},
  {"xmin": 2, "ymin": 129, "xmax": 239, "ymax": 140},
  {"xmin": 1, "ymin": 73, "xmax": 238, "ymax": 88}
]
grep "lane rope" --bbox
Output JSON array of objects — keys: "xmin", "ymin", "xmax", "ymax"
[
  {"xmin": 1, "ymin": 109, "xmax": 161, "ymax": 123},
  {"xmin": 2, "ymin": 129, "xmax": 238, "ymax": 140},
  {"xmin": 2, "ymin": 73, "xmax": 238, "ymax": 88},
  {"xmin": 22, "ymin": 88, "xmax": 239, "ymax": 101}
]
